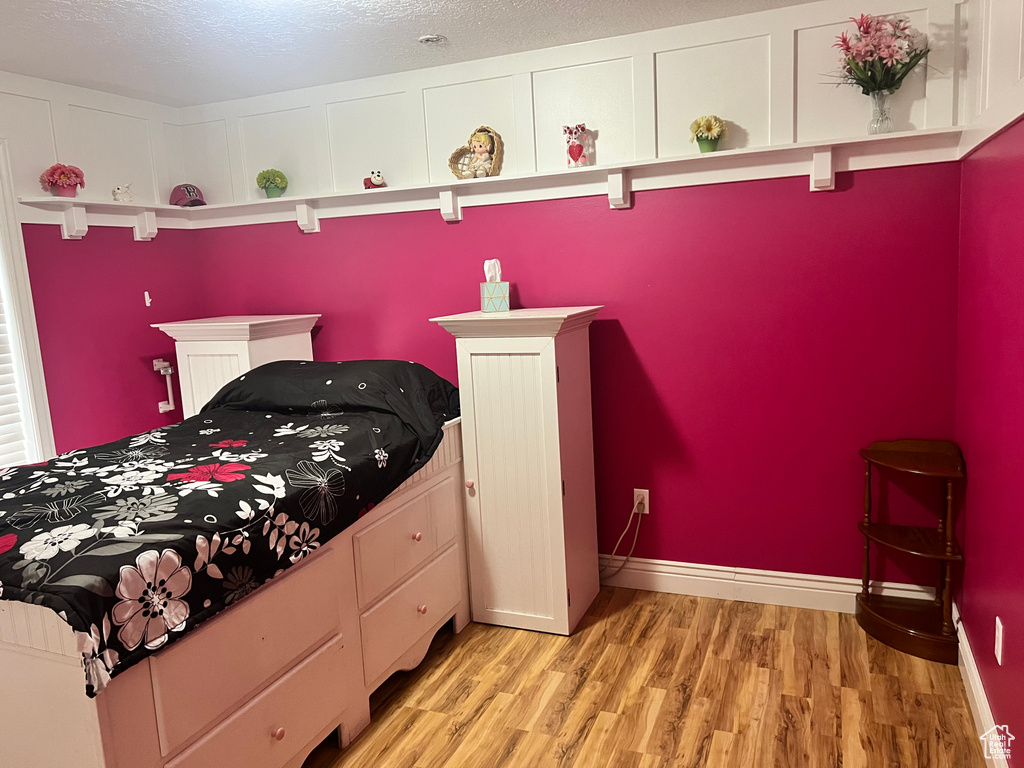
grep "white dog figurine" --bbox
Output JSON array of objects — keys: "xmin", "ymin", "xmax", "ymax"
[
  {"xmin": 112, "ymin": 183, "xmax": 134, "ymax": 203},
  {"xmin": 563, "ymin": 124, "xmax": 589, "ymax": 167}
]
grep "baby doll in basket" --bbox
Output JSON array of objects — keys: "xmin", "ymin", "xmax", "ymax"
[{"xmin": 467, "ymin": 131, "xmax": 494, "ymax": 178}]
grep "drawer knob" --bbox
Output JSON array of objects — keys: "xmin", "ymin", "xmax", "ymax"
[
  {"xmin": 465, "ymin": 480, "xmax": 474, "ymax": 489},
  {"xmin": 413, "ymin": 532, "xmax": 423, "ymax": 542},
  {"xmin": 417, "ymin": 604, "xmax": 428, "ymax": 615},
  {"xmin": 272, "ymin": 727, "xmax": 286, "ymax": 741}
]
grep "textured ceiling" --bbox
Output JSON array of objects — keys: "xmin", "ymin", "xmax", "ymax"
[{"xmin": 0, "ymin": 0, "xmax": 818, "ymax": 107}]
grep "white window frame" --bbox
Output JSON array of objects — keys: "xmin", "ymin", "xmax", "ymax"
[{"xmin": 0, "ymin": 138, "xmax": 55, "ymax": 461}]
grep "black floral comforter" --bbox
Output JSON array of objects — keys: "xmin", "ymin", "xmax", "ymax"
[{"xmin": 0, "ymin": 360, "xmax": 458, "ymax": 696}]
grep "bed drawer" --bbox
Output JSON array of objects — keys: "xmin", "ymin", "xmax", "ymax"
[
  {"xmin": 360, "ymin": 545, "xmax": 461, "ymax": 686},
  {"xmin": 354, "ymin": 482, "xmax": 447, "ymax": 607},
  {"xmin": 166, "ymin": 636, "xmax": 347, "ymax": 768},
  {"xmin": 151, "ymin": 549, "xmax": 342, "ymax": 756}
]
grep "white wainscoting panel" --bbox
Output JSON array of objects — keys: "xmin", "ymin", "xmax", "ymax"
[
  {"xmin": 532, "ymin": 59, "xmax": 636, "ymax": 172},
  {"xmin": 984, "ymin": 0, "xmax": 1024, "ymax": 111},
  {"xmin": 178, "ymin": 120, "xmax": 233, "ymax": 205},
  {"xmin": 327, "ymin": 93, "xmax": 414, "ymax": 193},
  {"xmin": 795, "ymin": 10, "xmax": 930, "ymax": 142},
  {"xmin": 0, "ymin": 93, "xmax": 56, "ymax": 197},
  {"xmin": 65, "ymin": 105, "xmax": 157, "ymax": 204},
  {"xmin": 423, "ymin": 77, "xmax": 517, "ymax": 183},
  {"xmin": 656, "ymin": 36, "xmax": 771, "ymax": 156},
  {"xmin": 239, "ymin": 107, "xmax": 319, "ymax": 200}
]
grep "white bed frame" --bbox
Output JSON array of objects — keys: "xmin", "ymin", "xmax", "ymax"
[{"xmin": 0, "ymin": 419, "xmax": 469, "ymax": 768}]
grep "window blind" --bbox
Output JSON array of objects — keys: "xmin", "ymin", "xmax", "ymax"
[{"xmin": 0, "ymin": 250, "xmax": 28, "ymax": 468}]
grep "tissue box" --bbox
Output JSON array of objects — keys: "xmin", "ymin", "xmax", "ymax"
[{"xmin": 480, "ymin": 281, "xmax": 510, "ymax": 312}]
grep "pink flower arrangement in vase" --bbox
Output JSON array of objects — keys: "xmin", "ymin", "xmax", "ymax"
[
  {"xmin": 834, "ymin": 14, "xmax": 928, "ymax": 134},
  {"xmin": 40, "ymin": 163, "xmax": 85, "ymax": 198}
]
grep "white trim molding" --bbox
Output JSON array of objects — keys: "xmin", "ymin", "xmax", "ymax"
[
  {"xmin": 0, "ymin": 140, "xmax": 55, "ymax": 462},
  {"xmin": 598, "ymin": 553, "xmax": 933, "ymax": 613},
  {"xmin": 956, "ymin": 604, "xmax": 1009, "ymax": 768}
]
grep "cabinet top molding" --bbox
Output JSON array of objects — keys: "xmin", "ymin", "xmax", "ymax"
[
  {"xmin": 151, "ymin": 314, "xmax": 321, "ymax": 341},
  {"xmin": 430, "ymin": 306, "xmax": 602, "ymax": 338}
]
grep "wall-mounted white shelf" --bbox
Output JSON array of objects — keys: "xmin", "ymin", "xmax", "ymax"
[{"xmin": 18, "ymin": 127, "xmax": 962, "ymax": 240}]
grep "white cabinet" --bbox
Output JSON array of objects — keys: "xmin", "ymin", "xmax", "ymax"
[
  {"xmin": 431, "ymin": 306, "xmax": 601, "ymax": 635},
  {"xmin": 152, "ymin": 315, "xmax": 320, "ymax": 418}
]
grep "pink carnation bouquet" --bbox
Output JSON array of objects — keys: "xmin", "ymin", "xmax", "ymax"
[
  {"xmin": 39, "ymin": 163, "xmax": 85, "ymax": 191},
  {"xmin": 834, "ymin": 14, "xmax": 928, "ymax": 95}
]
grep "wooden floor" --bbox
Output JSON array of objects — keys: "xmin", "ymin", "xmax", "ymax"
[{"xmin": 304, "ymin": 587, "xmax": 986, "ymax": 768}]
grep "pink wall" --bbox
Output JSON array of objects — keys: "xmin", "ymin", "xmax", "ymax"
[
  {"xmin": 956, "ymin": 117, "xmax": 1024, "ymax": 757},
  {"xmin": 23, "ymin": 163, "xmax": 962, "ymax": 580},
  {"xmin": 24, "ymin": 225, "xmax": 211, "ymax": 448}
]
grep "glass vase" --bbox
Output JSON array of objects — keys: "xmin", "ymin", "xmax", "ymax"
[{"xmin": 868, "ymin": 91, "xmax": 894, "ymax": 135}]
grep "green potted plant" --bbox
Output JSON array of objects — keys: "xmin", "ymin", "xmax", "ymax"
[
  {"xmin": 256, "ymin": 169, "xmax": 288, "ymax": 198},
  {"xmin": 689, "ymin": 116, "xmax": 726, "ymax": 153}
]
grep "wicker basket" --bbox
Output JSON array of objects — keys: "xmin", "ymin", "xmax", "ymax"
[{"xmin": 448, "ymin": 126, "xmax": 504, "ymax": 179}]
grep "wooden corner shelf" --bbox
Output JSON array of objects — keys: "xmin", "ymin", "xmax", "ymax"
[
  {"xmin": 856, "ymin": 439, "xmax": 964, "ymax": 664},
  {"xmin": 858, "ymin": 522, "xmax": 963, "ymax": 560},
  {"xmin": 856, "ymin": 594, "xmax": 958, "ymax": 664}
]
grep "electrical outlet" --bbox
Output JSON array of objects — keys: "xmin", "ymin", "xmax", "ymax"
[
  {"xmin": 634, "ymin": 489, "xmax": 649, "ymax": 515},
  {"xmin": 995, "ymin": 616, "xmax": 1004, "ymax": 665}
]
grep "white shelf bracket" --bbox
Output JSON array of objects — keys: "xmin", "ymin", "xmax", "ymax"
[
  {"xmin": 439, "ymin": 189, "xmax": 461, "ymax": 222},
  {"xmin": 296, "ymin": 202, "xmax": 320, "ymax": 234},
  {"xmin": 133, "ymin": 210, "xmax": 158, "ymax": 241},
  {"xmin": 810, "ymin": 147, "xmax": 835, "ymax": 192},
  {"xmin": 61, "ymin": 205, "xmax": 87, "ymax": 240},
  {"xmin": 608, "ymin": 170, "xmax": 632, "ymax": 209}
]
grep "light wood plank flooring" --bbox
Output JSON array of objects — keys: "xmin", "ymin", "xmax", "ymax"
[{"xmin": 304, "ymin": 587, "xmax": 986, "ymax": 768}]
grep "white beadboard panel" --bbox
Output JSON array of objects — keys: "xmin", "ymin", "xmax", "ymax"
[
  {"xmin": 185, "ymin": 353, "xmax": 241, "ymax": 417},
  {"xmin": 178, "ymin": 120, "xmax": 233, "ymax": 205},
  {"xmin": 656, "ymin": 36, "xmax": 771, "ymax": 156},
  {"xmin": 326, "ymin": 93, "xmax": 414, "ymax": 193},
  {"xmin": 65, "ymin": 105, "xmax": 158, "ymax": 204},
  {"xmin": 423, "ymin": 77, "xmax": 517, "ymax": 183},
  {"xmin": 984, "ymin": 0, "xmax": 1024, "ymax": 110},
  {"xmin": 470, "ymin": 351, "xmax": 554, "ymax": 620},
  {"xmin": 238, "ymin": 107, "xmax": 319, "ymax": 200},
  {"xmin": 532, "ymin": 58, "xmax": 635, "ymax": 172},
  {"xmin": 0, "ymin": 92, "xmax": 56, "ymax": 197},
  {"xmin": 794, "ymin": 10, "xmax": 930, "ymax": 142}
]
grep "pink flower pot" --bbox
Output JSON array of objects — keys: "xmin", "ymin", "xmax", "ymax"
[{"xmin": 53, "ymin": 186, "xmax": 78, "ymax": 198}]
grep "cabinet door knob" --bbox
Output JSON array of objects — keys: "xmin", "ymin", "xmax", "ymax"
[
  {"xmin": 272, "ymin": 727, "xmax": 286, "ymax": 741},
  {"xmin": 412, "ymin": 532, "xmax": 423, "ymax": 542},
  {"xmin": 417, "ymin": 604, "xmax": 428, "ymax": 615},
  {"xmin": 465, "ymin": 480, "xmax": 474, "ymax": 489}
]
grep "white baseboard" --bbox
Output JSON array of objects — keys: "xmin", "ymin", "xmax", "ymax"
[
  {"xmin": 955, "ymin": 605, "xmax": 1008, "ymax": 768},
  {"xmin": 598, "ymin": 553, "xmax": 932, "ymax": 614},
  {"xmin": 599, "ymin": 554, "xmax": 1001, "ymax": 763}
]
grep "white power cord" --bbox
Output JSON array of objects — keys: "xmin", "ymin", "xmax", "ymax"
[{"xmin": 600, "ymin": 494, "xmax": 644, "ymax": 579}]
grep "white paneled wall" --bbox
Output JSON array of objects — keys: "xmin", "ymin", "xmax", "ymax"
[
  {"xmin": 327, "ymin": 93, "xmax": 418, "ymax": 192},
  {"xmin": 0, "ymin": 93, "xmax": 56, "ymax": 196},
  {"xmin": 423, "ymin": 77, "xmax": 518, "ymax": 182},
  {"xmin": 239, "ymin": 108, "xmax": 320, "ymax": 200},
  {"xmin": 4, "ymin": 0, "xmax": 1024, "ymax": 221},
  {"xmin": 178, "ymin": 120, "xmax": 233, "ymax": 204},
  {"xmin": 532, "ymin": 59, "xmax": 635, "ymax": 172},
  {"xmin": 795, "ymin": 12, "xmax": 932, "ymax": 142},
  {"xmin": 65, "ymin": 106, "xmax": 158, "ymax": 204},
  {"xmin": 656, "ymin": 37, "xmax": 772, "ymax": 156}
]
